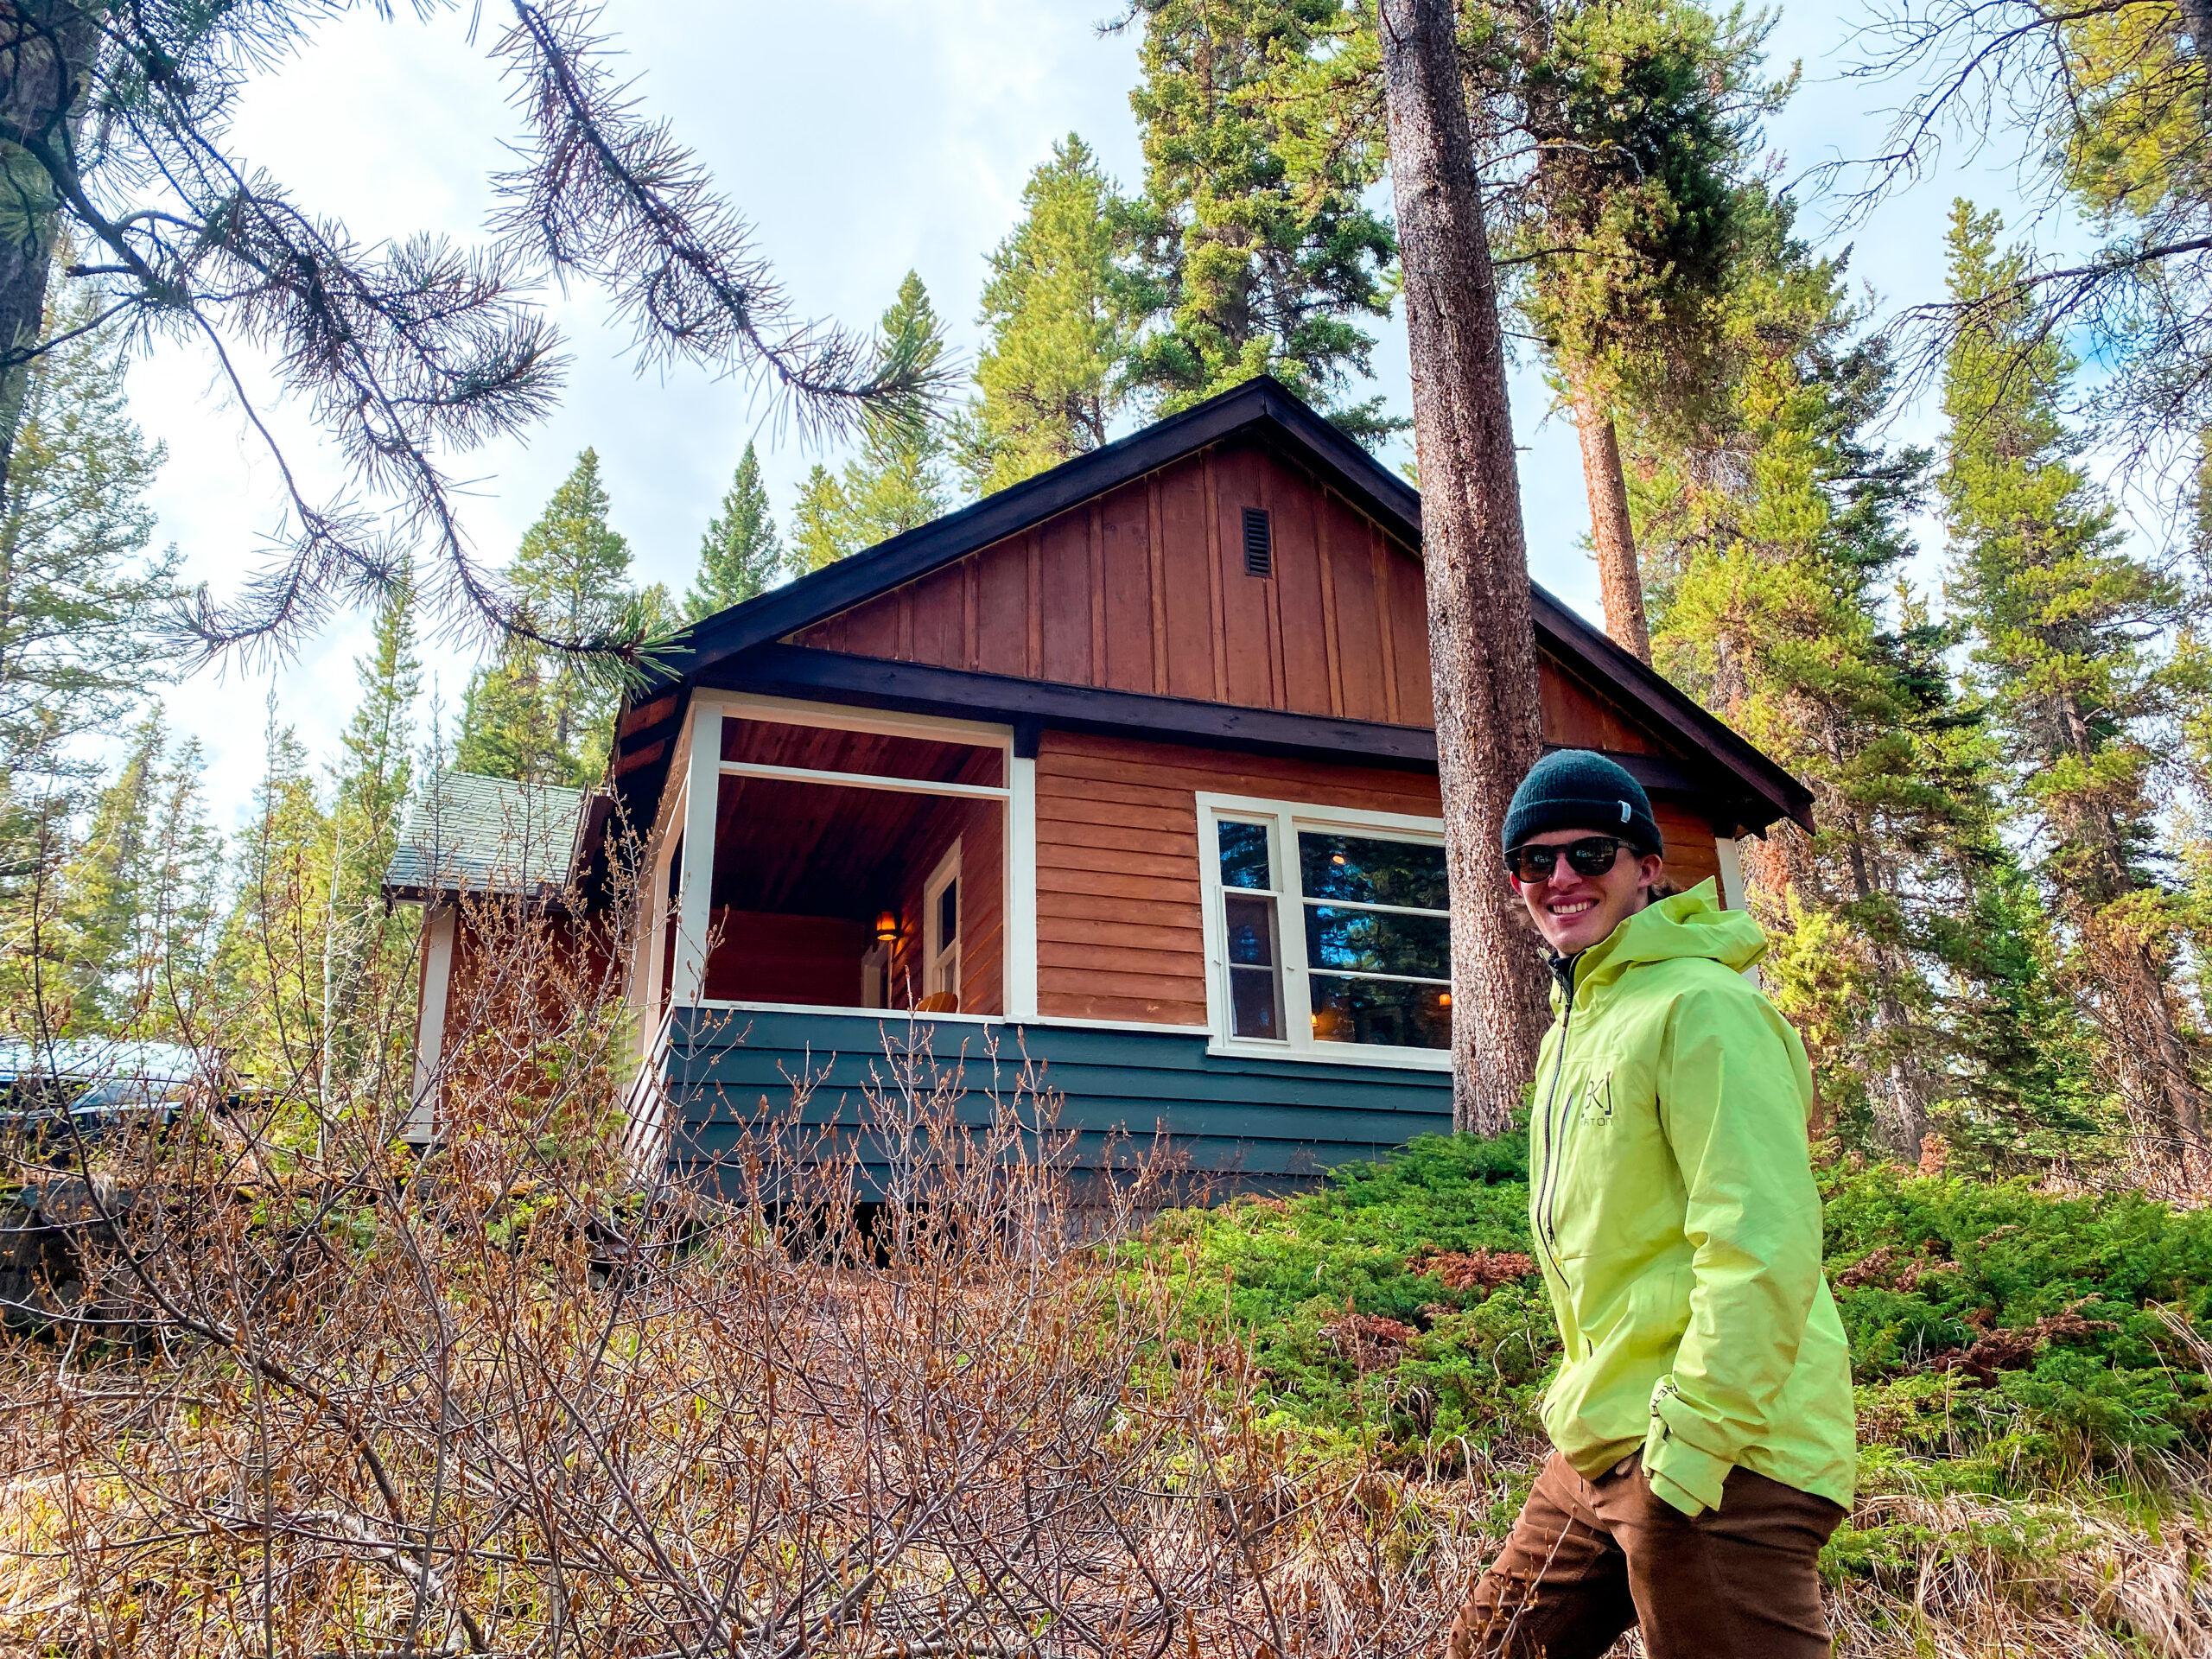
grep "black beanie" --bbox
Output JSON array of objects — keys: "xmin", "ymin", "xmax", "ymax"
[{"xmin": 1503, "ymin": 750, "xmax": 1663, "ymax": 860}]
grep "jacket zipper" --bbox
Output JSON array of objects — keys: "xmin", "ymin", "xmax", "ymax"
[{"xmin": 1533, "ymin": 955, "xmax": 1580, "ymax": 1296}]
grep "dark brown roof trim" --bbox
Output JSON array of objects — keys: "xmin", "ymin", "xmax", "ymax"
[{"xmin": 702, "ymin": 645, "xmax": 1443, "ymax": 769}]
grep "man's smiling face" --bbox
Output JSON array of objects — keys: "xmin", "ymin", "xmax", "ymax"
[{"xmin": 1509, "ymin": 828, "xmax": 1667, "ymax": 956}]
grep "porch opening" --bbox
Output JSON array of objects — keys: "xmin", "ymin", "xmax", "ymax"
[{"xmin": 664, "ymin": 714, "xmax": 1008, "ymax": 1017}]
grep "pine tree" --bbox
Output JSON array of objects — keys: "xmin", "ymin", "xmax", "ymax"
[
  {"xmin": 0, "ymin": 274, "xmax": 180, "ymax": 982},
  {"xmin": 323, "ymin": 574, "xmax": 423, "ymax": 1080},
  {"xmin": 1122, "ymin": 0, "xmax": 1400, "ymax": 443},
  {"xmin": 0, "ymin": 275, "xmax": 175, "ymax": 767},
  {"xmin": 46, "ymin": 715, "xmax": 222, "ymax": 1040},
  {"xmin": 966, "ymin": 136, "xmax": 1134, "ymax": 493},
  {"xmin": 456, "ymin": 449, "xmax": 635, "ymax": 787},
  {"xmin": 1940, "ymin": 200, "xmax": 2206, "ymax": 1182},
  {"xmin": 1506, "ymin": 0, "xmax": 1782, "ymax": 662},
  {"xmin": 841, "ymin": 274, "xmax": 953, "ymax": 543},
  {"xmin": 790, "ymin": 465, "xmax": 856, "ymax": 572},
  {"xmin": 1629, "ymin": 194, "xmax": 2006, "ymax": 1158},
  {"xmin": 686, "ymin": 442, "xmax": 785, "ymax": 617},
  {"xmin": 213, "ymin": 708, "xmax": 334, "ymax": 1088}
]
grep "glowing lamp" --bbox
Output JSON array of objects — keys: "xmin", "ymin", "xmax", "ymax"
[{"xmin": 874, "ymin": 910, "xmax": 899, "ymax": 944}]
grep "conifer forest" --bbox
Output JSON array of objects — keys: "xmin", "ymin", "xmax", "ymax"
[{"xmin": 21, "ymin": 0, "xmax": 2212, "ymax": 1653}]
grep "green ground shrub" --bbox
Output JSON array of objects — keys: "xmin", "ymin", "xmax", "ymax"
[{"xmin": 1142, "ymin": 1135, "xmax": 2212, "ymax": 1495}]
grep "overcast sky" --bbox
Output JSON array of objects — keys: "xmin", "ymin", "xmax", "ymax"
[{"xmin": 131, "ymin": 0, "xmax": 2062, "ymax": 824}]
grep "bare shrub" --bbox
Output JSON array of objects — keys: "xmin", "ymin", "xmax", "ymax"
[{"xmin": 0, "ymin": 893, "xmax": 1481, "ymax": 1659}]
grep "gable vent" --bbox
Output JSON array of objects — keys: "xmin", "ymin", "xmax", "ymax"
[{"xmin": 1242, "ymin": 507, "xmax": 1273, "ymax": 577}]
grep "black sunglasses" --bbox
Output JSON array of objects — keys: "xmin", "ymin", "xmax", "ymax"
[{"xmin": 1504, "ymin": 836, "xmax": 1634, "ymax": 884}]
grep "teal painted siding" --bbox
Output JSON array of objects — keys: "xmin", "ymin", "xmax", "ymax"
[{"xmin": 658, "ymin": 1005, "xmax": 1452, "ymax": 1192}]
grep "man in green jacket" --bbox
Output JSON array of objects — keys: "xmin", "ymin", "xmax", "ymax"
[{"xmin": 1452, "ymin": 750, "xmax": 1856, "ymax": 1659}]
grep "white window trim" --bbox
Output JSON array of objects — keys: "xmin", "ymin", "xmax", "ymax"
[
  {"xmin": 1195, "ymin": 791, "xmax": 1453, "ymax": 1072},
  {"xmin": 923, "ymin": 840, "xmax": 963, "ymax": 1003}
]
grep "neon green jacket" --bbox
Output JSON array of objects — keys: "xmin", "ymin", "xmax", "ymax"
[{"xmin": 1528, "ymin": 880, "xmax": 1856, "ymax": 1517}]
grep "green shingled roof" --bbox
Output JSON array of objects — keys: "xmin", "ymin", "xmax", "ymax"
[{"xmin": 384, "ymin": 771, "xmax": 588, "ymax": 897}]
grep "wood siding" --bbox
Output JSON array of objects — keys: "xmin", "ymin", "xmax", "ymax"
[
  {"xmin": 1035, "ymin": 731, "xmax": 1443, "ymax": 1025},
  {"xmin": 1035, "ymin": 731, "xmax": 1733, "ymax": 1027},
  {"xmin": 664, "ymin": 1005, "xmax": 1453, "ymax": 1193},
  {"xmin": 793, "ymin": 439, "xmax": 1652, "ymax": 753}
]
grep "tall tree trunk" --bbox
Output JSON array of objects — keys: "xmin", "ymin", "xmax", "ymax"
[
  {"xmin": 1568, "ymin": 371, "xmax": 1650, "ymax": 664},
  {"xmin": 0, "ymin": 3, "xmax": 98, "ymax": 519},
  {"xmin": 1378, "ymin": 0, "xmax": 1550, "ymax": 1135}
]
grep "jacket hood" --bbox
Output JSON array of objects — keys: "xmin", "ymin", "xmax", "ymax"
[{"xmin": 1564, "ymin": 880, "xmax": 1767, "ymax": 1001}]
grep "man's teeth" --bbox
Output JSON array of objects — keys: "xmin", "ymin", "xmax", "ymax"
[{"xmin": 1551, "ymin": 899, "xmax": 1596, "ymax": 916}]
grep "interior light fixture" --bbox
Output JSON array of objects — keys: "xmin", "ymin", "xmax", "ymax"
[{"xmin": 874, "ymin": 910, "xmax": 899, "ymax": 944}]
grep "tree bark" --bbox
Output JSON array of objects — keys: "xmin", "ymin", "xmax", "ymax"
[
  {"xmin": 1378, "ymin": 0, "xmax": 1551, "ymax": 1135},
  {"xmin": 1568, "ymin": 372, "xmax": 1651, "ymax": 664},
  {"xmin": 0, "ymin": 3, "xmax": 99, "ymax": 519}
]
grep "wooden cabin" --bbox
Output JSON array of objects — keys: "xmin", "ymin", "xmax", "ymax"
[{"xmin": 391, "ymin": 377, "xmax": 1811, "ymax": 1191}]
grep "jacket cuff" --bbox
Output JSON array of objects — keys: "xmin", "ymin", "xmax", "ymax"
[{"xmin": 1645, "ymin": 1428, "xmax": 1731, "ymax": 1517}]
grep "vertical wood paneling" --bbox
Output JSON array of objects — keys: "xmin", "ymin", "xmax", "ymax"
[
  {"xmin": 1540, "ymin": 659, "xmax": 1658, "ymax": 753},
  {"xmin": 963, "ymin": 556, "xmax": 979, "ymax": 670},
  {"xmin": 911, "ymin": 559, "xmax": 963, "ymax": 666},
  {"xmin": 1386, "ymin": 549, "xmax": 1433, "ymax": 727},
  {"xmin": 1147, "ymin": 475, "xmax": 1168, "ymax": 695},
  {"xmin": 976, "ymin": 538, "xmax": 1027, "ymax": 676},
  {"xmin": 1089, "ymin": 500, "xmax": 1107, "ymax": 682},
  {"xmin": 1371, "ymin": 528, "xmax": 1402, "ymax": 723},
  {"xmin": 1025, "ymin": 531, "xmax": 1044, "ymax": 678},
  {"xmin": 1327, "ymin": 498, "xmax": 1388, "ymax": 721},
  {"xmin": 785, "ymin": 442, "xmax": 1694, "ymax": 779},
  {"xmin": 1274, "ymin": 474, "xmax": 1332, "ymax": 715},
  {"xmin": 1101, "ymin": 480, "xmax": 1154, "ymax": 694},
  {"xmin": 1202, "ymin": 448, "xmax": 1230, "ymax": 703},
  {"xmin": 1039, "ymin": 509, "xmax": 1094, "ymax": 683},
  {"xmin": 1212, "ymin": 446, "xmax": 1277, "ymax": 709},
  {"xmin": 1317, "ymin": 495, "xmax": 1345, "ymax": 716},
  {"xmin": 1160, "ymin": 461, "xmax": 1216, "ymax": 699}
]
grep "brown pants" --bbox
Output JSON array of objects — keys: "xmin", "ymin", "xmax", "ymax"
[{"xmin": 1450, "ymin": 1452, "xmax": 1847, "ymax": 1659}]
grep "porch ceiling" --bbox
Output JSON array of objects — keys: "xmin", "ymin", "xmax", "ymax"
[{"xmin": 707, "ymin": 722, "xmax": 1003, "ymax": 918}]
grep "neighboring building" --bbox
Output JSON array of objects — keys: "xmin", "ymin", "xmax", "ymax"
[
  {"xmin": 391, "ymin": 378, "xmax": 1810, "ymax": 1190},
  {"xmin": 385, "ymin": 770, "xmax": 592, "ymax": 1135}
]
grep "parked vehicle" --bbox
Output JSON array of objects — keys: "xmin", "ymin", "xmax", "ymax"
[{"xmin": 0, "ymin": 1042, "xmax": 209, "ymax": 1147}]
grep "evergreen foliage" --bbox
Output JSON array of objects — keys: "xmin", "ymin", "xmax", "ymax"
[
  {"xmin": 1146, "ymin": 1134, "xmax": 2212, "ymax": 1495},
  {"xmin": 41, "ymin": 715, "xmax": 221, "ymax": 1042},
  {"xmin": 965, "ymin": 137, "xmax": 1133, "ymax": 494},
  {"xmin": 456, "ymin": 450, "xmax": 641, "ymax": 789},
  {"xmin": 1939, "ymin": 201, "xmax": 2207, "ymax": 1182},
  {"xmin": 1620, "ymin": 194, "xmax": 2031, "ymax": 1160},
  {"xmin": 211, "ymin": 709, "xmax": 333, "ymax": 1087},
  {"xmin": 1120, "ymin": 0, "xmax": 1400, "ymax": 444},
  {"xmin": 790, "ymin": 464, "xmax": 856, "ymax": 574},
  {"xmin": 323, "ymin": 575, "xmax": 423, "ymax": 1081},
  {"xmin": 1505, "ymin": 0, "xmax": 1782, "ymax": 435},
  {"xmin": 790, "ymin": 275, "xmax": 956, "ymax": 567},
  {"xmin": 686, "ymin": 442, "xmax": 785, "ymax": 618}
]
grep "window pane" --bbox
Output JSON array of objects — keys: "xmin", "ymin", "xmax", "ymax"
[
  {"xmin": 1225, "ymin": 894, "xmax": 1276, "ymax": 966},
  {"xmin": 1230, "ymin": 966, "xmax": 1282, "ymax": 1039},
  {"xmin": 1219, "ymin": 821, "xmax": 1273, "ymax": 891},
  {"xmin": 1299, "ymin": 833, "xmax": 1447, "ymax": 910},
  {"xmin": 1304, "ymin": 906, "xmax": 1449, "ymax": 978},
  {"xmin": 1309, "ymin": 975, "xmax": 1452, "ymax": 1049},
  {"xmin": 937, "ymin": 878, "xmax": 958, "ymax": 943}
]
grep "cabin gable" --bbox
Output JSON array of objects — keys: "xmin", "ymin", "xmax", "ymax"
[{"xmin": 791, "ymin": 437, "xmax": 1675, "ymax": 766}]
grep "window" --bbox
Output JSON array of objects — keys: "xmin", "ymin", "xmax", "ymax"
[
  {"xmin": 924, "ymin": 843, "xmax": 961, "ymax": 1001},
  {"xmin": 1199, "ymin": 797, "xmax": 1451, "ymax": 1064}
]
